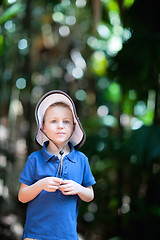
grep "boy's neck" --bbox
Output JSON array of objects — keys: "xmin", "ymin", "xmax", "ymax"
[{"xmin": 47, "ymin": 142, "xmax": 71, "ymax": 157}]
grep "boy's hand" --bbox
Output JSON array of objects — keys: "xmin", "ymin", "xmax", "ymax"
[
  {"xmin": 59, "ymin": 180, "xmax": 82, "ymax": 195},
  {"xmin": 40, "ymin": 177, "xmax": 62, "ymax": 192}
]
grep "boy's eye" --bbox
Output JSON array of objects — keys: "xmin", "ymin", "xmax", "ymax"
[
  {"xmin": 64, "ymin": 120, "xmax": 69, "ymax": 124},
  {"xmin": 51, "ymin": 120, "xmax": 56, "ymax": 123}
]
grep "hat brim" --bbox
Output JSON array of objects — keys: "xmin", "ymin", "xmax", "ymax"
[{"xmin": 35, "ymin": 90, "xmax": 86, "ymax": 149}]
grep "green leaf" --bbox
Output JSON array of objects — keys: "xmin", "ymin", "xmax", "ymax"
[
  {"xmin": 105, "ymin": 82, "xmax": 122, "ymax": 103},
  {"xmin": 0, "ymin": 34, "xmax": 4, "ymax": 55},
  {"xmin": 90, "ymin": 51, "xmax": 108, "ymax": 76},
  {"xmin": 124, "ymin": 0, "xmax": 135, "ymax": 8},
  {"xmin": 0, "ymin": 3, "xmax": 26, "ymax": 25}
]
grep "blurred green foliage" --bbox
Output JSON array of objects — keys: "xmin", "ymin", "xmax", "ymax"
[
  {"xmin": 0, "ymin": 0, "xmax": 160, "ymax": 240},
  {"xmin": 0, "ymin": 3, "xmax": 25, "ymax": 24}
]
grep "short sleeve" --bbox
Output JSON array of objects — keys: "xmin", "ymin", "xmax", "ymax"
[
  {"xmin": 82, "ymin": 157, "xmax": 96, "ymax": 187},
  {"xmin": 19, "ymin": 155, "xmax": 36, "ymax": 186}
]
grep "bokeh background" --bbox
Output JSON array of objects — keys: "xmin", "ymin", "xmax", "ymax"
[{"xmin": 1, "ymin": 0, "xmax": 160, "ymax": 239}]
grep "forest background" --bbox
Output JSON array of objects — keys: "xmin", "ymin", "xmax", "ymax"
[{"xmin": 1, "ymin": 0, "xmax": 160, "ymax": 239}]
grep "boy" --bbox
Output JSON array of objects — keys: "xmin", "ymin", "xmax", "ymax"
[{"xmin": 18, "ymin": 90, "xmax": 96, "ymax": 240}]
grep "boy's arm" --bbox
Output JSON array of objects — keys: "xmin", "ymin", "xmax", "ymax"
[
  {"xmin": 18, "ymin": 177, "xmax": 62, "ymax": 203},
  {"xmin": 59, "ymin": 180, "xmax": 94, "ymax": 202},
  {"xmin": 77, "ymin": 185, "xmax": 94, "ymax": 202}
]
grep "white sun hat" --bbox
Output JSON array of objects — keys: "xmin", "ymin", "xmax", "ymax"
[{"xmin": 35, "ymin": 90, "xmax": 86, "ymax": 149}]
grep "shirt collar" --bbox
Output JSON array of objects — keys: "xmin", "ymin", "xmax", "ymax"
[
  {"xmin": 41, "ymin": 141, "xmax": 55, "ymax": 162},
  {"xmin": 41, "ymin": 141, "xmax": 76, "ymax": 163}
]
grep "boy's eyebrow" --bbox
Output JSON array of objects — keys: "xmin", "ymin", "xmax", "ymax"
[{"xmin": 49, "ymin": 117, "xmax": 73, "ymax": 120}]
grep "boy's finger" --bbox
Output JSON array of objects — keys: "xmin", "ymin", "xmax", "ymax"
[
  {"xmin": 52, "ymin": 177, "xmax": 62, "ymax": 183},
  {"xmin": 52, "ymin": 182, "xmax": 60, "ymax": 186},
  {"xmin": 60, "ymin": 180, "xmax": 70, "ymax": 184}
]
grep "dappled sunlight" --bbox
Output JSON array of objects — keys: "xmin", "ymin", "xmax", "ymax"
[
  {"xmin": 0, "ymin": 124, "xmax": 8, "ymax": 141},
  {"xmin": 91, "ymin": 50, "xmax": 108, "ymax": 76},
  {"xmin": 75, "ymin": 89, "xmax": 87, "ymax": 101},
  {"xmin": 16, "ymin": 139, "xmax": 27, "ymax": 157},
  {"xmin": 76, "ymin": 0, "xmax": 86, "ymax": 8},
  {"xmin": 7, "ymin": 0, "xmax": 16, "ymax": 4},
  {"xmin": 78, "ymin": 233, "xmax": 85, "ymax": 240},
  {"xmin": 18, "ymin": 39, "xmax": 28, "ymax": 50},
  {"xmin": 130, "ymin": 117, "xmax": 143, "ymax": 130},
  {"xmin": 0, "ymin": 154, "xmax": 7, "ymax": 168},
  {"xmin": 52, "ymin": 12, "xmax": 65, "ymax": 23},
  {"xmin": 42, "ymin": 24, "xmax": 56, "ymax": 49},
  {"xmin": 72, "ymin": 67, "xmax": 84, "ymax": 79},
  {"xmin": 120, "ymin": 114, "xmax": 144, "ymax": 129},
  {"xmin": 97, "ymin": 24, "xmax": 111, "ymax": 39},
  {"xmin": 97, "ymin": 105, "xmax": 109, "ymax": 117},
  {"xmin": 9, "ymin": 99, "xmax": 23, "ymax": 119},
  {"xmin": 58, "ymin": 25, "xmax": 70, "ymax": 37},
  {"xmin": 16, "ymin": 78, "xmax": 26, "ymax": 90},
  {"xmin": 103, "ymin": 115, "xmax": 118, "ymax": 127},
  {"xmin": 118, "ymin": 195, "xmax": 131, "ymax": 215},
  {"xmin": 107, "ymin": 35, "xmax": 122, "ymax": 55},
  {"xmin": 1, "ymin": 214, "xmax": 23, "ymax": 239},
  {"xmin": 70, "ymin": 49, "xmax": 86, "ymax": 70},
  {"xmin": 4, "ymin": 20, "xmax": 16, "ymax": 33},
  {"xmin": 83, "ymin": 212, "xmax": 95, "ymax": 222}
]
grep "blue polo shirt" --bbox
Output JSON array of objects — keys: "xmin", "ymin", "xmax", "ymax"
[{"xmin": 19, "ymin": 142, "xmax": 96, "ymax": 240}]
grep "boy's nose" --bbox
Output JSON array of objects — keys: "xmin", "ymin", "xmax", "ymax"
[{"xmin": 58, "ymin": 121, "xmax": 64, "ymax": 128}]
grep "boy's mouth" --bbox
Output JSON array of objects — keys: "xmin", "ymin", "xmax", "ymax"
[{"xmin": 57, "ymin": 132, "xmax": 65, "ymax": 135}]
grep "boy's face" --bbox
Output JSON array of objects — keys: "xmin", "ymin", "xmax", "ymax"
[{"xmin": 42, "ymin": 105, "xmax": 74, "ymax": 148}]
